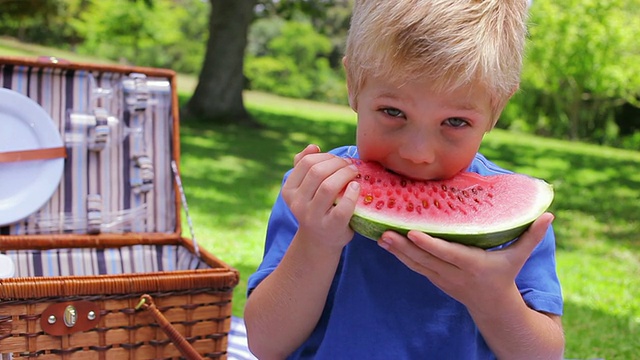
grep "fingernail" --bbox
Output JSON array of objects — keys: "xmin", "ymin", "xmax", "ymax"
[
  {"xmin": 378, "ymin": 237, "xmax": 391, "ymax": 249},
  {"xmin": 350, "ymin": 181, "xmax": 360, "ymax": 191},
  {"xmin": 344, "ymin": 158, "xmax": 357, "ymax": 168}
]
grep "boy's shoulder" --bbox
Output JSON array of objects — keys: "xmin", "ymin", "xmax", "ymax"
[
  {"xmin": 466, "ymin": 152, "xmax": 513, "ymax": 176},
  {"xmin": 328, "ymin": 145, "xmax": 512, "ymax": 176},
  {"xmin": 328, "ymin": 145, "xmax": 359, "ymax": 158}
]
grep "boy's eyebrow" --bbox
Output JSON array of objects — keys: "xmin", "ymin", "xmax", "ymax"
[
  {"xmin": 375, "ymin": 89, "xmax": 486, "ymax": 115},
  {"xmin": 447, "ymin": 94, "xmax": 488, "ymax": 114},
  {"xmin": 450, "ymin": 103, "xmax": 487, "ymax": 120},
  {"xmin": 375, "ymin": 91, "xmax": 402, "ymax": 100},
  {"xmin": 375, "ymin": 91, "xmax": 414, "ymax": 106},
  {"xmin": 450, "ymin": 101, "xmax": 480, "ymax": 112}
]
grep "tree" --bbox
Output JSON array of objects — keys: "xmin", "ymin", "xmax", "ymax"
[
  {"xmin": 183, "ymin": 0, "xmax": 342, "ymax": 126},
  {"xmin": 182, "ymin": 0, "xmax": 258, "ymax": 126}
]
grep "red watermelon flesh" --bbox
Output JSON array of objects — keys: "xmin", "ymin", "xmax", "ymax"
[{"xmin": 347, "ymin": 160, "xmax": 554, "ymax": 248}]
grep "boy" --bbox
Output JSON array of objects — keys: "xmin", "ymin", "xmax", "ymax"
[{"xmin": 244, "ymin": 0, "xmax": 564, "ymax": 359}]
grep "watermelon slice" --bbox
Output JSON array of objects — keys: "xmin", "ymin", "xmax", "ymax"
[{"xmin": 347, "ymin": 160, "xmax": 554, "ymax": 248}]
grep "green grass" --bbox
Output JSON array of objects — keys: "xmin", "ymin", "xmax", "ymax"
[
  {"xmin": 2, "ymin": 39, "xmax": 639, "ymax": 359},
  {"xmin": 0, "ymin": 36, "xmax": 114, "ymax": 64}
]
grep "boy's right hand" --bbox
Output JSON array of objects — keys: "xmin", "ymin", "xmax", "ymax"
[{"xmin": 282, "ymin": 144, "xmax": 361, "ymax": 251}]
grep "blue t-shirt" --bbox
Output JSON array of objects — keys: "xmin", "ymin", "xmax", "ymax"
[{"xmin": 247, "ymin": 146, "xmax": 563, "ymax": 360}]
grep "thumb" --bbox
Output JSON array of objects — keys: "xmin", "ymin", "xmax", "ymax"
[{"xmin": 507, "ymin": 212, "xmax": 554, "ymax": 264}]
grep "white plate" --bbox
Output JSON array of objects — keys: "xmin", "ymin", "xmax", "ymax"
[{"xmin": 0, "ymin": 88, "xmax": 64, "ymax": 226}]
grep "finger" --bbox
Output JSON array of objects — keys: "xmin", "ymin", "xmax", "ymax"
[
  {"xmin": 379, "ymin": 231, "xmax": 442, "ymax": 276},
  {"xmin": 293, "ymin": 144, "xmax": 321, "ymax": 167},
  {"xmin": 285, "ymin": 152, "xmax": 337, "ymax": 191},
  {"xmin": 506, "ymin": 212, "xmax": 554, "ymax": 265},
  {"xmin": 305, "ymin": 161, "xmax": 359, "ymax": 211},
  {"xmin": 406, "ymin": 230, "xmax": 475, "ymax": 268},
  {"xmin": 289, "ymin": 156, "xmax": 356, "ymax": 206},
  {"xmin": 331, "ymin": 181, "xmax": 360, "ymax": 221}
]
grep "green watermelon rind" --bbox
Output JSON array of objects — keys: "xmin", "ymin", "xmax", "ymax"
[
  {"xmin": 348, "ymin": 177, "xmax": 554, "ymax": 249},
  {"xmin": 349, "ymin": 215, "xmax": 533, "ymax": 249}
]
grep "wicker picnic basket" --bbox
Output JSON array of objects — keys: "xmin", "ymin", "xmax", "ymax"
[{"xmin": 0, "ymin": 56, "xmax": 239, "ymax": 359}]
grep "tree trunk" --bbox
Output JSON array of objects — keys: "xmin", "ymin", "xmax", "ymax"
[{"xmin": 183, "ymin": 0, "xmax": 259, "ymax": 127}]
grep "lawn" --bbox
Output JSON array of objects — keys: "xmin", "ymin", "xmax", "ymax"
[
  {"xmin": 178, "ymin": 92, "xmax": 640, "ymax": 360},
  {"xmin": 1, "ymin": 42, "xmax": 638, "ymax": 359}
]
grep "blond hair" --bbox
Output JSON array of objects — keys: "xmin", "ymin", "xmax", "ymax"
[{"xmin": 344, "ymin": 0, "xmax": 529, "ymax": 123}]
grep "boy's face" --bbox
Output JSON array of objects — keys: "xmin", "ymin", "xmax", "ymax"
[{"xmin": 352, "ymin": 75, "xmax": 493, "ymax": 181}]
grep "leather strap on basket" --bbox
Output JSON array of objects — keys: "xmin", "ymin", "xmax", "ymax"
[
  {"xmin": 40, "ymin": 301, "xmax": 101, "ymax": 336},
  {"xmin": 0, "ymin": 147, "xmax": 67, "ymax": 163},
  {"xmin": 136, "ymin": 294, "xmax": 204, "ymax": 360}
]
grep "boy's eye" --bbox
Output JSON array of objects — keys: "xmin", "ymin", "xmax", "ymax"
[
  {"xmin": 382, "ymin": 108, "xmax": 405, "ymax": 118},
  {"xmin": 444, "ymin": 118, "xmax": 469, "ymax": 128}
]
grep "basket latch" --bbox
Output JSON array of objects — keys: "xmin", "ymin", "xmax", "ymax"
[
  {"xmin": 40, "ymin": 301, "xmax": 101, "ymax": 336},
  {"xmin": 126, "ymin": 73, "xmax": 150, "ymax": 112},
  {"xmin": 132, "ymin": 154, "xmax": 154, "ymax": 193},
  {"xmin": 87, "ymin": 107, "xmax": 111, "ymax": 152},
  {"xmin": 87, "ymin": 194, "xmax": 103, "ymax": 234}
]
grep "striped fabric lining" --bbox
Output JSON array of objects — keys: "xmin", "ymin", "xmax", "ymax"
[
  {"xmin": 228, "ymin": 316, "xmax": 258, "ymax": 360},
  {"xmin": 0, "ymin": 64, "xmax": 177, "ymax": 235},
  {"xmin": 1, "ymin": 245, "xmax": 207, "ymax": 278}
]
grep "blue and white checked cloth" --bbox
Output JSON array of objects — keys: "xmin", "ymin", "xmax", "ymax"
[{"xmin": 228, "ymin": 316, "xmax": 257, "ymax": 360}]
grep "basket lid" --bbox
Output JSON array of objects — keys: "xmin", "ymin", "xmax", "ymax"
[{"xmin": 0, "ymin": 56, "xmax": 182, "ymax": 238}]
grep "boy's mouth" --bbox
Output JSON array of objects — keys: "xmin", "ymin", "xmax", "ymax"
[
  {"xmin": 383, "ymin": 165, "xmax": 462, "ymax": 182},
  {"xmin": 383, "ymin": 166, "xmax": 438, "ymax": 182}
]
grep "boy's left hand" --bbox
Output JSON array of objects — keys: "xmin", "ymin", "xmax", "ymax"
[{"xmin": 377, "ymin": 213, "xmax": 554, "ymax": 308}]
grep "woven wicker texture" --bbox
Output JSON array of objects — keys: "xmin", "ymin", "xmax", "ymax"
[{"xmin": 0, "ymin": 238, "xmax": 238, "ymax": 359}]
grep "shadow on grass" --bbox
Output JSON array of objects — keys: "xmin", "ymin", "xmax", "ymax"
[{"xmin": 177, "ymin": 107, "xmax": 356, "ymax": 227}]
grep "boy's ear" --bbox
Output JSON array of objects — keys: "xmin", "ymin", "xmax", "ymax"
[
  {"xmin": 489, "ymin": 83, "xmax": 521, "ymax": 131},
  {"xmin": 343, "ymin": 56, "xmax": 356, "ymax": 111},
  {"xmin": 509, "ymin": 83, "xmax": 520, "ymax": 98}
]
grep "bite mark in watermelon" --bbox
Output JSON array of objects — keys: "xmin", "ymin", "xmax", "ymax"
[{"xmin": 346, "ymin": 160, "xmax": 554, "ymax": 249}]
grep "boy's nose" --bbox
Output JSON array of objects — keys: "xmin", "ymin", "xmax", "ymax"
[{"xmin": 399, "ymin": 133, "xmax": 436, "ymax": 164}]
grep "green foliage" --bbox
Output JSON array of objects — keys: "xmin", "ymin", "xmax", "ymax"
[
  {"xmin": 0, "ymin": 0, "xmax": 72, "ymax": 46},
  {"xmin": 272, "ymin": 21, "xmax": 332, "ymax": 67},
  {"xmin": 246, "ymin": 56, "xmax": 313, "ymax": 98},
  {"xmin": 256, "ymin": 0, "xmax": 338, "ymax": 21},
  {"xmin": 74, "ymin": 0, "xmax": 189, "ymax": 69},
  {"xmin": 168, "ymin": 0, "xmax": 211, "ymax": 74},
  {"xmin": 245, "ymin": 19, "xmax": 348, "ymax": 104},
  {"xmin": 505, "ymin": 0, "xmax": 640, "ymax": 147},
  {"xmin": 246, "ymin": 16, "xmax": 286, "ymax": 57}
]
